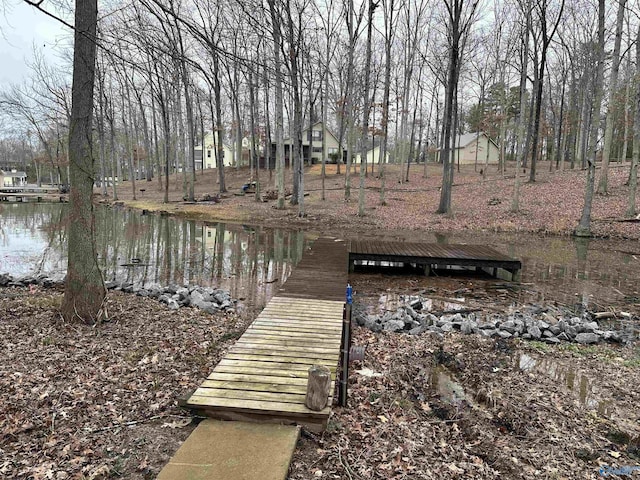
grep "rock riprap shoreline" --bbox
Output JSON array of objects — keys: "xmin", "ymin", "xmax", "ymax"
[
  {"xmin": 356, "ymin": 294, "xmax": 636, "ymax": 344},
  {"xmin": 0, "ymin": 273, "xmax": 236, "ymax": 314}
]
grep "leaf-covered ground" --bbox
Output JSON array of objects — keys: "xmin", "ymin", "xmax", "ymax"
[
  {"xmin": 111, "ymin": 161, "xmax": 640, "ymax": 240},
  {"xmin": 2, "ymin": 274, "xmax": 638, "ymax": 479},
  {"xmin": 289, "ymin": 275, "xmax": 640, "ymax": 479},
  {"xmin": 0, "ymin": 286, "xmax": 253, "ymax": 479}
]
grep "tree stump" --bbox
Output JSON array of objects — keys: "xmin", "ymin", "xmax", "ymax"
[{"xmin": 305, "ymin": 365, "xmax": 331, "ymax": 411}]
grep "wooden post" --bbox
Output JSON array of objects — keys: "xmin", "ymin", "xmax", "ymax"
[{"xmin": 305, "ymin": 365, "xmax": 331, "ymax": 411}]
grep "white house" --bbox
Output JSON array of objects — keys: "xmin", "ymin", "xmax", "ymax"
[
  {"xmin": 354, "ymin": 144, "xmax": 390, "ymax": 164},
  {"xmin": 282, "ymin": 121, "xmax": 343, "ymax": 164},
  {"xmin": 195, "ymin": 133, "xmax": 235, "ymax": 169},
  {"xmin": 0, "ymin": 169, "xmax": 27, "ymax": 187},
  {"xmin": 439, "ymin": 132, "xmax": 499, "ymax": 165}
]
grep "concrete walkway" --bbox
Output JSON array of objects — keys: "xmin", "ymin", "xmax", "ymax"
[{"xmin": 157, "ymin": 419, "xmax": 300, "ymax": 480}]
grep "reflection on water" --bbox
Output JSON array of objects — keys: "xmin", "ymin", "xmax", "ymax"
[
  {"xmin": 355, "ymin": 231, "xmax": 640, "ymax": 313},
  {"xmin": 2, "ymin": 204, "xmax": 640, "ymax": 311},
  {"xmin": 0, "ymin": 204, "xmax": 307, "ymax": 306},
  {"xmin": 518, "ymin": 353, "xmax": 614, "ymax": 417}
]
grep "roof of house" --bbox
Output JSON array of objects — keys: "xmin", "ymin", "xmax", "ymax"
[
  {"xmin": 437, "ymin": 132, "xmax": 498, "ymax": 151},
  {"xmin": 454, "ymin": 132, "xmax": 498, "ymax": 149},
  {"xmin": 283, "ymin": 121, "xmax": 342, "ymax": 147},
  {"xmin": 0, "ymin": 170, "xmax": 27, "ymax": 177}
]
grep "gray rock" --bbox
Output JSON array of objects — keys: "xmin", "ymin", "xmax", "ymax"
[
  {"xmin": 538, "ymin": 320, "xmax": 550, "ymax": 330},
  {"xmin": 422, "ymin": 313, "xmax": 438, "ymax": 326},
  {"xmin": 575, "ymin": 332, "xmax": 600, "ymax": 344},
  {"xmin": 602, "ymin": 331, "xmax": 622, "ymax": 343},
  {"xmin": 542, "ymin": 330, "xmax": 555, "ymax": 338},
  {"xmin": 137, "ymin": 289, "xmax": 150, "ymax": 297},
  {"xmin": 544, "ymin": 336, "xmax": 561, "ymax": 344},
  {"xmin": 166, "ymin": 284, "xmax": 179, "ymax": 294},
  {"xmin": 522, "ymin": 333, "xmax": 532, "ymax": 340},
  {"xmin": 165, "ymin": 298, "xmax": 179, "ymax": 310},
  {"xmin": 564, "ymin": 326, "xmax": 578, "ymax": 340},
  {"xmin": 514, "ymin": 319, "xmax": 525, "ymax": 334},
  {"xmin": 383, "ymin": 319, "xmax": 405, "ymax": 332},
  {"xmin": 497, "ymin": 330, "xmax": 513, "ymax": 339},
  {"xmin": 479, "ymin": 329, "xmax": 496, "ymax": 338},
  {"xmin": 404, "ymin": 306, "xmax": 418, "ymax": 320},
  {"xmin": 364, "ymin": 316, "xmax": 382, "ymax": 332},
  {"xmin": 408, "ymin": 325, "xmax": 428, "ymax": 335},
  {"xmin": 479, "ymin": 320, "xmax": 498, "ymax": 330},
  {"xmin": 557, "ymin": 332, "xmax": 570, "ymax": 342},
  {"xmin": 176, "ymin": 287, "xmax": 190, "ymax": 300},
  {"xmin": 214, "ymin": 290, "xmax": 231, "ymax": 304},
  {"xmin": 548, "ymin": 325, "xmax": 561, "ymax": 335},
  {"xmin": 527, "ymin": 325, "xmax": 542, "ymax": 340},
  {"xmin": 190, "ymin": 291, "xmax": 209, "ymax": 309},
  {"xmin": 408, "ymin": 298, "xmax": 422, "ymax": 310},
  {"xmin": 500, "ymin": 320, "xmax": 517, "ymax": 334},
  {"xmin": 579, "ymin": 322, "xmax": 599, "ymax": 333},
  {"xmin": 440, "ymin": 323, "xmax": 453, "ymax": 333},
  {"xmin": 461, "ymin": 320, "xmax": 475, "ymax": 335}
]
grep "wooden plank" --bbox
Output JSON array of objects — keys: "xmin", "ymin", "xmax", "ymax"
[
  {"xmin": 187, "ymin": 395, "xmax": 330, "ymax": 417},
  {"xmin": 245, "ymin": 328, "xmax": 342, "ymax": 340},
  {"xmin": 200, "ymin": 379, "xmax": 308, "ymax": 395},
  {"xmin": 193, "ymin": 387, "xmax": 307, "ymax": 404},
  {"xmin": 237, "ymin": 336, "xmax": 340, "ymax": 348},
  {"xmin": 230, "ymin": 344, "xmax": 338, "ymax": 356},
  {"xmin": 218, "ymin": 358, "xmax": 337, "ymax": 372},
  {"xmin": 206, "ymin": 371, "xmax": 309, "ymax": 386},
  {"xmin": 215, "ymin": 365, "xmax": 337, "ymax": 379},
  {"xmin": 226, "ymin": 349, "xmax": 340, "ymax": 362},
  {"xmin": 251, "ymin": 320, "xmax": 342, "ymax": 331}
]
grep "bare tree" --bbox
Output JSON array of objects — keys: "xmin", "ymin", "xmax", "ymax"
[
  {"xmin": 437, "ymin": 0, "xmax": 479, "ymax": 215},
  {"xmin": 575, "ymin": 0, "xmax": 605, "ymax": 237},
  {"xmin": 596, "ymin": 0, "xmax": 626, "ymax": 194},
  {"xmin": 61, "ymin": 0, "xmax": 106, "ymax": 323}
]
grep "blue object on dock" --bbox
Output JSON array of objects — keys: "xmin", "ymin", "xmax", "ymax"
[{"xmin": 346, "ymin": 284, "xmax": 353, "ymax": 304}]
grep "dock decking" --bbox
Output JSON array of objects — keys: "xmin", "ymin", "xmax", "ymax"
[
  {"xmin": 349, "ymin": 240, "xmax": 522, "ymax": 280},
  {"xmin": 185, "ymin": 238, "xmax": 348, "ymax": 432}
]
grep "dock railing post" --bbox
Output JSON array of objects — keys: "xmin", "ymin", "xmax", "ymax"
[{"xmin": 338, "ymin": 284, "xmax": 352, "ymax": 407}]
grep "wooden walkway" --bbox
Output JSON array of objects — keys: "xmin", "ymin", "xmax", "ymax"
[
  {"xmin": 349, "ymin": 240, "xmax": 522, "ymax": 280},
  {"xmin": 185, "ymin": 238, "xmax": 348, "ymax": 432}
]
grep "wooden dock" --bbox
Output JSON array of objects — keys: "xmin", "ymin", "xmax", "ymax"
[
  {"xmin": 185, "ymin": 238, "xmax": 348, "ymax": 432},
  {"xmin": 348, "ymin": 240, "xmax": 522, "ymax": 280}
]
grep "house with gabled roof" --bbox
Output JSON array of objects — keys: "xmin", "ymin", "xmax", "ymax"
[
  {"xmin": 279, "ymin": 121, "xmax": 345, "ymax": 165},
  {"xmin": 439, "ymin": 132, "xmax": 499, "ymax": 165},
  {"xmin": 0, "ymin": 169, "xmax": 27, "ymax": 187},
  {"xmin": 195, "ymin": 133, "xmax": 235, "ymax": 169}
]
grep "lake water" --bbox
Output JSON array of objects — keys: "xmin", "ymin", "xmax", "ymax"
[
  {"xmin": 1, "ymin": 203, "xmax": 638, "ymax": 312},
  {"xmin": 0, "ymin": 203, "xmax": 307, "ymax": 307}
]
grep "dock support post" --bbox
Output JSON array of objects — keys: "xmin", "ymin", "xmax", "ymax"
[{"xmin": 305, "ymin": 365, "xmax": 331, "ymax": 411}]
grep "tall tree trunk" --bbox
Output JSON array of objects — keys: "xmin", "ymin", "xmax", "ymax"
[
  {"xmin": 575, "ymin": 0, "xmax": 605, "ymax": 237},
  {"xmin": 268, "ymin": 0, "xmax": 286, "ymax": 209},
  {"xmin": 627, "ymin": 23, "xmax": 640, "ymax": 218},
  {"xmin": 62, "ymin": 0, "xmax": 106, "ymax": 323},
  {"xmin": 358, "ymin": 0, "xmax": 375, "ymax": 216},
  {"xmin": 512, "ymin": 0, "xmax": 530, "ymax": 211},
  {"xmin": 212, "ymin": 49, "xmax": 226, "ymax": 192},
  {"xmin": 597, "ymin": 0, "xmax": 626, "ymax": 194}
]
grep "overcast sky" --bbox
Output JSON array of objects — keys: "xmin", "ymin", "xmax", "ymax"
[{"xmin": 0, "ymin": 1, "xmax": 69, "ymax": 86}]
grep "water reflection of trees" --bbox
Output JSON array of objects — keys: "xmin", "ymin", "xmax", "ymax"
[{"xmin": 94, "ymin": 207, "xmax": 307, "ymax": 304}]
